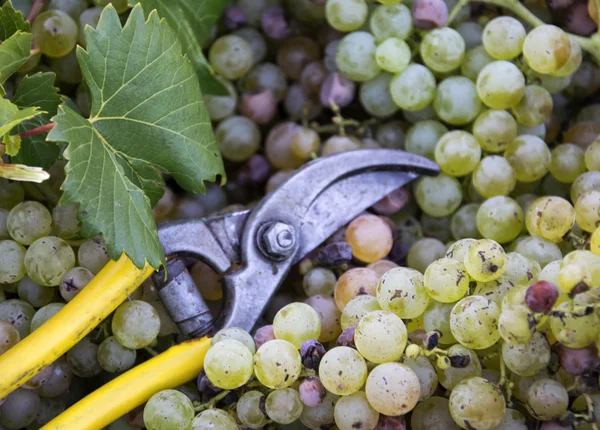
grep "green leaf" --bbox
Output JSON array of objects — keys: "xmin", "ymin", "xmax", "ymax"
[
  {"xmin": 132, "ymin": 0, "xmax": 230, "ymax": 96},
  {"xmin": 0, "ymin": 1, "xmax": 30, "ymax": 40},
  {"xmin": 0, "ymin": 97, "xmax": 43, "ymax": 136},
  {"xmin": 48, "ymin": 5, "xmax": 225, "ymax": 270},
  {"xmin": 3, "ymin": 133, "xmax": 20, "ymax": 156},
  {"xmin": 0, "ymin": 31, "xmax": 33, "ymax": 85},
  {"xmin": 12, "ymin": 73, "xmax": 62, "ymax": 169}
]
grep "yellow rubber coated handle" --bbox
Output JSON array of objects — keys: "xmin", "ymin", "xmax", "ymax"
[
  {"xmin": 0, "ymin": 255, "xmax": 153, "ymax": 399},
  {"xmin": 42, "ymin": 337, "xmax": 211, "ymax": 430}
]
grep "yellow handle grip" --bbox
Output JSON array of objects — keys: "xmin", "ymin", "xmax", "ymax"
[
  {"xmin": 0, "ymin": 255, "xmax": 153, "ymax": 399},
  {"xmin": 42, "ymin": 337, "xmax": 211, "ymax": 430}
]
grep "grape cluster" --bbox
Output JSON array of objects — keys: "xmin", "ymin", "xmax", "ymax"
[{"xmin": 1, "ymin": 0, "xmax": 600, "ymax": 428}]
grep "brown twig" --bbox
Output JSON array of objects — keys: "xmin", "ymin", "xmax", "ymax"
[
  {"xmin": 27, "ymin": 0, "xmax": 47, "ymax": 23},
  {"xmin": 17, "ymin": 122, "xmax": 55, "ymax": 139}
]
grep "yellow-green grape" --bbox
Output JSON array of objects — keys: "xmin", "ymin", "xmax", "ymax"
[
  {"xmin": 512, "ymin": 236, "xmax": 563, "ymax": 267},
  {"xmin": 512, "ymin": 85, "xmax": 553, "ymax": 127},
  {"xmin": 32, "ymin": 305, "xmax": 64, "ymax": 334},
  {"xmin": 450, "ymin": 296, "xmax": 501, "ymax": 349},
  {"xmin": 404, "ymin": 355, "xmax": 438, "ymax": 400},
  {"xmin": 415, "ymin": 174, "xmax": 463, "ymax": 217},
  {"xmin": 550, "ymin": 301, "xmax": 600, "ymax": 348},
  {"xmin": 7, "ymin": 202, "xmax": 52, "ymax": 246},
  {"xmin": 570, "ymin": 172, "xmax": 600, "ymax": 203},
  {"xmin": 341, "ymin": 295, "xmax": 381, "ymax": 330},
  {"xmin": 24, "ymin": 237, "xmax": 75, "ymax": 287},
  {"xmin": 0, "ymin": 240, "xmax": 27, "ymax": 284},
  {"xmin": 510, "ymin": 370, "xmax": 552, "ymax": 402},
  {"xmin": 592, "ymin": 227, "xmax": 600, "ymax": 256},
  {"xmin": 549, "ymin": 143, "xmax": 586, "ymax": 184},
  {"xmin": 476, "ymin": 61, "xmax": 525, "ymax": 109},
  {"xmin": 369, "ymin": 3, "xmax": 413, "ymax": 42},
  {"xmin": 437, "ymin": 344, "xmax": 482, "ymax": 389},
  {"xmin": 523, "ymin": 25, "xmax": 572, "ymax": 74},
  {"xmin": 319, "ymin": 346, "xmax": 367, "ymax": 395},
  {"xmin": 501, "ymin": 285, "xmax": 528, "ymax": 309},
  {"xmin": 472, "ymin": 109, "xmax": 518, "ymax": 153},
  {"xmin": 211, "ymin": 327, "xmax": 256, "ymax": 354},
  {"xmin": 32, "ymin": 10, "xmax": 78, "ymax": 58},
  {"xmin": 585, "ymin": 140, "xmax": 600, "ymax": 171},
  {"xmin": 504, "ymin": 135, "xmax": 551, "ymax": 183},
  {"xmin": 451, "ymin": 204, "xmax": 482, "ymax": 240},
  {"xmin": 461, "ymin": 45, "xmax": 494, "ymax": 81},
  {"xmin": 538, "ymin": 259, "xmax": 561, "ymax": 285},
  {"xmin": 333, "ymin": 391, "xmax": 379, "ymax": 430},
  {"xmin": 476, "ymin": 196, "xmax": 523, "ymax": 244},
  {"xmin": 424, "ymin": 301, "xmax": 458, "ymax": 345},
  {"xmin": 433, "ymin": 76, "xmax": 482, "ymax": 126},
  {"xmin": 575, "ymin": 190, "xmax": 600, "ymax": 233},
  {"xmin": 420, "ymin": 28, "xmax": 465, "ymax": 73},
  {"xmin": 335, "ymin": 31, "xmax": 381, "ymax": 82},
  {"xmin": 204, "ymin": 340, "xmax": 253, "ymax": 390},
  {"xmin": 143, "ymin": 390, "xmax": 194, "ymax": 430},
  {"xmin": 411, "ymin": 397, "xmax": 461, "ymax": 430},
  {"xmin": 112, "ymin": 300, "xmax": 160, "ymax": 349},
  {"xmin": 254, "ymin": 340, "xmax": 301, "ymax": 389},
  {"xmin": 498, "ymin": 305, "xmax": 535, "ymax": 345},
  {"xmin": 377, "ymin": 267, "xmax": 430, "ymax": 319},
  {"xmin": 502, "ymin": 331, "xmax": 551, "ymax": 376},
  {"xmin": 325, "ymin": 0, "xmax": 368, "ymax": 32},
  {"xmin": 464, "ymin": 239, "xmax": 507, "ymax": 282},
  {"xmin": 482, "ymin": 16, "xmax": 526, "ymax": 60},
  {"xmin": 265, "ymin": 388, "xmax": 303, "ymax": 425},
  {"xmin": 435, "ymin": 131, "xmax": 481, "ymax": 177},
  {"xmin": 405, "ymin": 120, "xmax": 448, "ymax": 160},
  {"xmin": 209, "ymin": 35, "xmax": 253, "ymax": 80},
  {"xmin": 526, "ymin": 379, "xmax": 569, "ymax": 420},
  {"xmin": 449, "ymin": 377, "xmax": 506, "ymax": 430},
  {"xmin": 525, "ymin": 196, "xmax": 575, "ymax": 243},
  {"xmin": 237, "ymin": 391, "xmax": 269, "ymax": 428},
  {"xmin": 472, "ymin": 156, "xmax": 517, "ymax": 198},
  {"xmin": 389, "ymin": 64, "xmax": 437, "ymax": 111},
  {"xmin": 407, "ymin": 238, "xmax": 447, "ymax": 274},
  {"xmin": 365, "ymin": 362, "xmax": 420, "ymax": 415},
  {"xmin": 355, "ymin": 310, "xmax": 407, "ymax": 363},
  {"xmin": 551, "ymin": 36, "xmax": 582, "ymax": 77},
  {"xmin": 446, "ymin": 238, "xmax": 477, "ymax": 262},
  {"xmin": 375, "ymin": 37, "xmax": 411, "ymax": 73},
  {"xmin": 423, "ymin": 258, "xmax": 469, "ymax": 303},
  {"xmin": 557, "ymin": 262, "xmax": 591, "ymax": 294},
  {"xmin": 273, "ymin": 302, "xmax": 321, "ymax": 348},
  {"xmin": 503, "ymin": 252, "xmax": 541, "ymax": 287},
  {"xmin": 473, "ymin": 276, "xmax": 516, "ymax": 306},
  {"xmin": 192, "ymin": 409, "xmax": 237, "ymax": 429},
  {"xmin": 0, "ymin": 299, "xmax": 35, "ymax": 339}
]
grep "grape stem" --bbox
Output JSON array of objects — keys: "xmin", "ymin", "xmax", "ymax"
[
  {"xmin": 193, "ymin": 390, "xmax": 231, "ymax": 412},
  {"xmin": 446, "ymin": 0, "xmax": 600, "ymax": 64},
  {"xmin": 17, "ymin": 122, "xmax": 55, "ymax": 139},
  {"xmin": 27, "ymin": 0, "xmax": 47, "ymax": 23},
  {"xmin": 498, "ymin": 347, "xmax": 514, "ymax": 407}
]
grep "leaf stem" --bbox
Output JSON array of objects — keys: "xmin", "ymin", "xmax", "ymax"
[
  {"xmin": 17, "ymin": 122, "xmax": 55, "ymax": 139},
  {"xmin": 27, "ymin": 0, "xmax": 47, "ymax": 23}
]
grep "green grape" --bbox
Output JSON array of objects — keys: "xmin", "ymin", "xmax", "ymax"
[
  {"xmin": 0, "ymin": 208, "xmax": 9, "ymax": 240},
  {"xmin": 77, "ymin": 236, "xmax": 110, "ymax": 275},
  {"xmin": 192, "ymin": 409, "xmax": 237, "ymax": 430},
  {"xmin": 534, "ymin": 70, "xmax": 573, "ymax": 94},
  {"xmin": 366, "ymin": 362, "xmax": 420, "ymax": 416},
  {"xmin": 415, "ymin": 174, "xmax": 463, "ymax": 217},
  {"xmin": 526, "ymin": 196, "xmax": 575, "ymax": 243},
  {"xmin": 59, "ymin": 266, "xmax": 93, "ymax": 302},
  {"xmin": 553, "ymin": 36, "xmax": 582, "ymax": 77},
  {"xmin": 523, "ymin": 25, "xmax": 572, "ymax": 74},
  {"xmin": 0, "ymin": 320, "xmax": 20, "ymax": 355},
  {"xmin": 472, "ymin": 156, "xmax": 517, "ymax": 198},
  {"xmin": 585, "ymin": 140, "xmax": 600, "ymax": 171},
  {"xmin": 473, "ymin": 276, "xmax": 516, "ymax": 306},
  {"xmin": 25, "ymin": 237, "xmax": 75, "ymax": 287},
  {"xmin": 472, "ymin": 110, "xmax": 517, "ymax": 154},
  {"xmin": 204, "ymin": 339, "xmax": 253, "ymax": 389},
  {"xmin": 423, "ymin": 301, "xmax": 457, "ymax": 345},
  {"xmin": 512, "ymin": 85, "xmax": 553, "ymax": 127},
  {"xmin": 526, "ymin": 379, "xmax": 569, "ymax": 420},
  {"xmin": 403, "ymin": 238, "xmax": 443, "ymax": 275},
  {"xmin": 517, "ymin": 123, "xmax": 547, "ymax": 141},
  {"xmin": 450, "ymin": 295, "xmax": 501, "ymax": 349},
  {"xmin": 97, "ymin": 336, "xmax": 136, "ymax": 373},
  {"xmin": 237, "ymin": 390, "xmax": 268, "ymax": 428},
  {"xmin": 0, "ymin": 388, "xmax": 40, "ymax": 429},
  {"xmin": 254, "ymin": 339, "xmax": 301, "ymax": 389},
  {"xmin": 143, "ymin": 389, "xmax": 194, "ymax": 430},
  {"xmin": 300, "ymin": 391, "xmax": 337, "ymax": 429},
  {"xmin": 215, "ymin": 116, "xmax": 261, "ymax": 162},
  {"xmin": 377, "ymin": 267, "xmax": 430, "ymax": 318},
  {"xmin": 405, "ymin": 120, "xmax": 448, "ymax": 160},
  {"xmin": 451, "ymin": 204, "xmax": 482, "ymax": 240},
  {"xmin": 274, "ymin": 302, "xmax": 321, "ymax": 348},
  {"xmin": 0, "ymin": 240, "xmax": 27, "ymax": 284},
  {"xmin": 502, "ymin": 331, "xmax": 550, "ymax": 377},
  {"xmin": 482, "ymin": 17, "xmax": 526, "ymax": 60},
  {"xmin": 404, "ymin": 355, "xmax": 438, "ymax": 400},
  {"xmin": 476, "ymin": 61, "xmax": 525, "ymax": 109},
  {"xmin": 341, "ymin": 295, "xmax": 381, "ymax": 330},
  {"xmin": 49, "ymin": 46, "xmax": 82, "ymax": 84},
  {"xmin": 433, "ymin": 77, "xmax": 482, "ymax": 126},
  {"xmin": 0, "ymin": 299, "xmax": 34, "ymax": 339},
  {"xmin": 303, "ymin": 267, "xmax": 336, "ymax": 297},
  {"xmin": 456, "ymin": 22, "xmax": 483, "ymax": 50},
  {"xmin": 7, "ymin": 202, "xmax": 52, "ymax": 246},
  {"xmin": 403, "ymin": 105, "xmax": 437, "ymax": 123},
  {"xmin": 203, "ymin": 76, "xmax": 238, "ymax": 122},
  {"xmin": 375, "ymin": 37, "xmax": 411, "ymax": 73},
  {"xmin": 52, "ymin": 203, "xmax": 81, "ymax": 241},
  {"xmin": 335, "ymin": 31, "xmax": 381, "ymax": 82},
  {"xmin": 493, "ymin": 408, "xmax": 527, "ymax": 430},
  {"xmin": 436, "ymin": 344, "xmax": 482, "ymax": 389},
  {"xmin": 319, "ymin": 346, "xmax": 367, "ymax": 395},
  {"xmin": 549, "ymin": 144, "xmax": 586, "ymax": 184},
  {"xmin": 333, "ymin": 391, "xmax": 379, "ymax": 430},
  {"xmin": 503, "ymin": 252, "xmax": 541, "ymax": 286},
  {"xmin": 420, "ymin": 214, "xmax": 452, "ymax": 243},
  {"xmin": 95, "ymin": 0, "xmax": 128, "ymax": 13},
  {"xmin": 411, "ymin": 397, "xmax": 461, "ymax": 430},
  {"xmin": 498, "ymin": 305, "xmax": 535, "ymax": 345},
  {"xmin": 212, "ymin": 327, "xmax": 256, "ymax": 354},
  {"xmin": 369, "ymin": 3, "xmax": 413, "ymax": 41},
  {"xmin": 504, "ymin": 135, "xmax": 551, "ymax": 183},
  {"xmin": 325, "ymin": 0, "xmax": 368, "ymax": 32},
  {"xmin": 265, "ymin": 388, "xmax": 303, "ymax": 424},
  {"xmin": 449, "ymin": 377, "xmax": 506, "ymax": 429},
  {"xmin": 575, "ymin": 190, "xmax": 600, "ymax": 233},
  {"xmin": 0, "ymin": 180, "xmax": 25, "ymax": 210},
  {"xmin": 209, "ymin": 35, "xmax": 253, "ymax": 80},
  {"xmin": 66, "ymin": 337, "xmax": 102, "ymax": 378},
  {"xmin": 32, "ymin": 10, "xmax": 78, "ymax": 58},
  {"xmin": 461, "ymin": 45, "xmax": 494, "ymax": 81},
  {"xmin": 17, "ymin": 276, "xmax": 54, "ymax": 308},
  {"xmin": 358, "ymin": 72, "xmax": 400, "ymax": 118},
  {"xmin": 77, "ymin": 7, "xmax": 103, "ymax": 47},
  {"xmin": 571, "ymin": 172, "xmax": 600, "ymax": 203},
  {"xmin": 538, "ymin": 259, "xmax": 561, "ymax": 284},
  {"xmin": 234, "ymin": 27, "xmax": 267, "ymax": 66},
  {"xmin": 31, "ymin": 303, "xmax": 64, "ymax": 332},
  {"xmin": 550, "ymin": 301, "xmax": 600, "ymax": 348},
  {"xmin": 389, "ymin": 64, "xmax": 437, "ymax": 111},
  {"xmin": 476, "ymin": 196, "xmax": 523, "ymax": 243},
  {"xmin": 354, "ymin": 310, "xmax": 407, "ymax": 363},
  {"xmin": 420, "ymin": 28, "xmax": 465, "ymax": 73},
  {"xmin": 513, "ymin": 236, "xmax": 562, "ymax": 267},
  {"xmin": 558, "ymin": 251, "xmax": 600, "ymax": 291},
  {"xmin": 112, "ymin": 300, "xmax": 160, "ymax": 349},
  {"xmin": 463, "ymin": 239, "xmax": 507, "ymax": 282},
  {"xmin": 423, "ymin": 258, "xmax": 469, "ymax": 303}
]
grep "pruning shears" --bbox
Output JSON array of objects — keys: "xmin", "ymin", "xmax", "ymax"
[{"xmin": 0, "ymin": 149, "xmax": 439, "ymax": 430}]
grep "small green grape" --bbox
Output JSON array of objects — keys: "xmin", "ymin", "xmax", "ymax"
[
  {"xmin": 143, "ymin": 390, "xmax": 194, "ymax": 430},
  {"xmin": 450, "ymin": 296, "xmax": 501, "ymax": 349},
  {"xmin": 435, "ymin": 131, "xmax": 481, "ymax": 177},
  {"xmin": 389, "ymin": 64, "xmax": 437, "ymax": 111},
  {"xmin": 476, "ymin": 196, "xmax": 523, "ymax": 243},
  {"xmin": 415, "ymin": 174, "xmax": 463, "ymax": 217},
  {"xmin": 476, "ymin": 61, "xmax": 525, "ymax": 109},
  {"xmin": 423, "ymin": 258, "xmax": 469, "ymax": 303},
  {"xmin": 433, "ymin": 76, "xmax": 482, "ymax": 126},
  {"xmin": 32, "ymin": 10, "xmax": 78, "ymax": 58},
  {"xmin": 464, "ymin": 239, "xmax": 507, "ymax": 282},
  {"xmin": 420, "ymin": 28, "xmax": 465, "ymax": 73}
]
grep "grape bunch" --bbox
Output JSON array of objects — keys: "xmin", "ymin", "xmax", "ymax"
[{"xmin": 1, "ymin": 0, "xmax": 600, "ymax": 429}]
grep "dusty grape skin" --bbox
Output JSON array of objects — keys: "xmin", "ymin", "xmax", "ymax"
[
  {"xmin": 525, "ymin": 280, "xmax": 559, "ymax": 313},
  {"xmin": 554, "ymin": 343, "xmax": 599, "ymax": 375},
  {"xmin": 299, "ymin": 376, "xmax": 326, "ymax": 407}
]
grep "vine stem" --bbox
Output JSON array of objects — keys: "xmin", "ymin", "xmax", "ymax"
[
  {"xmin": 27, "ymin": 0, "xmax": 47, "ymax": 23},
  {"xmin": 17, "ymin": 122, "xmax": 55, "ymax": 139}
]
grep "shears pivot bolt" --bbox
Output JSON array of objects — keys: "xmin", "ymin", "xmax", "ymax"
[{"xmin": 258, "ymin": 222, "xmax": 297, "ymax": 261}]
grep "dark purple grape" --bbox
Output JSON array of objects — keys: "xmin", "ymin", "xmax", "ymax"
[
  {"xmin": 372, "ymin": 187, "xmax": 410, "ymax": 216},
  {"xmin": 387, "ymin": 240, "xmax": 410, "ymax": 266},
  {"xmin": 222, "ymin": 7, "xmax": 247, "ymax": 30},
  {"xmin": 320, "ymin": 72, "xmax": 356, "ymax": 109},
  {"xmin": 565, "ymin": 2, "xmax": 597, "ymax": 36},
  {"xmin": 237, "ymin": 154, "xmax": 271, "ymax": 187},
  {"xmin": 261, "ymin": 6, "xmax": 292, "ymax": 40},
  {"xmin": 299, "ymin": 376, "xmax": 326, "ymax": 407},
  {"xmin": 317, "ymin": 241, "xmax": 353, "ymax": 267},
  {"xmin": 253, "ymin": 325, "xmax": 275, "ymax": 349},
  {"xmin": 197, "ymin": 371, "xmax": 222, "ymax": 402},
  {"xmin": 554, "ymin": 343, "xmax": 599, "ymax": 375},
  {"xmin": 239, "ymin": 90, "xmax": 278, "ymax": 125},
  {"xmin": 525, "ymin": 280, "xmax": 559, "ymax": 313},
  {"xmin": 423, "ymin": 330, "xmax": 441, "ymax": 351},
  {"xmin": 412, "ymin": 0, "xmax": 449, "ymax": 29},
  {"xmin": 375, "ymin": 415, "xmax": 406, "ymax": 430},
  {"xmin": 336, "ymin": 326, "xmax": 356, "ymax": 348},
  {"xmin": 449, "ymin": 351, "xmax": 471, "ymax": 368},
  {"xmin": 300, "ymin": 340, "xmax": 326, "ymax": 370}
]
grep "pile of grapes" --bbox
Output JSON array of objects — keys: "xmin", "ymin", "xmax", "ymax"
[{"xmin": 2, "ymin": 0, "xmax": 600, "ymax": 428}]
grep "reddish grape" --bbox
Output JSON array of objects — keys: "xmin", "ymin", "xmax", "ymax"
[
  {"xmin": 261, "ymin": 6, "xmax": 292, "ymax": 40},
  {"xmin": 299, "ymin": 376, "xmax": 326, "ymax": 407},
  {"xmin": 554, "ymin": 343, "xmax": 599, "ymax": 375},
  {"xmin": 372, "ymin": 187, "xmax": 410, "ymax": 216},
  {"xmin": 222, "ymin": 7, "xmax": 247, "ymax": 30},
  {"xmin": 320, "ymin": 72, "xmax": 356, "ymax": 108},
  {"xmin": 375, "ymin": 415, "xmax": 406, "ymax": 430},
  {"xmin": 239, "ymin": 90, "xmax": 278, "ymax": 125},
  {"xmin": 412, "ymin": 0, "xmax": 449, "ymax": 29},
  {"xmin": 525, "ymin": 280, "xmax": 559, "ymax": 313},
  {"xmin": 253, "ymin": 325, "xmax": 275, "ymax": 349}
]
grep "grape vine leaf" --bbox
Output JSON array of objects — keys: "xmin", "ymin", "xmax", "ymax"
[
  {"xmin": 0, "ymin": 98, "xmax": 43, "ymax": 138},
  {"xmin": 0, "ymin": 1, "xmax": 30, "ymax": 39},
  {"xmin": 130, "ymin": 0, "xmax": 230, "ymax": 96},
  {"xmin": 12, "ymin": 73, "xmax": 62, "ymax": 169},
  {"xmin": 0, "ymin": 32, "xmax": 32, "ymax": 91},
  {"xmin": 47, "ymin": 5, "xmax": 225, "ymax": 270}
]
